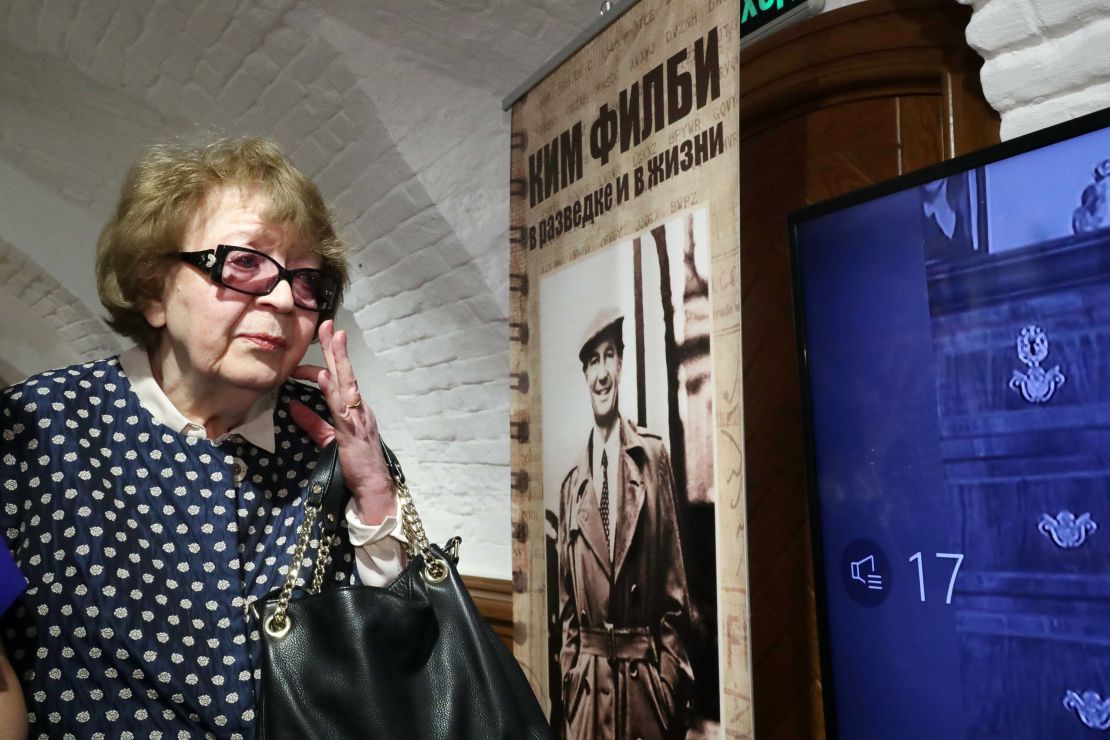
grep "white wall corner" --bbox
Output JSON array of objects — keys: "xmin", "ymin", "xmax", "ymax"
[{"xmin": 958, "ymin": 0, "xmax": 1110, "ymax": 140}]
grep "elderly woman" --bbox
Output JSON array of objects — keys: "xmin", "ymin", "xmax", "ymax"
[{"xmin": 0, "ymin": 138, "xmax": 404, "ymax": 737}]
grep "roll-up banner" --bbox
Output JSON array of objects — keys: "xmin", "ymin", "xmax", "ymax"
[{"xmin": 507, "ymin": 1, "xmax": 750, "ymax": 737}]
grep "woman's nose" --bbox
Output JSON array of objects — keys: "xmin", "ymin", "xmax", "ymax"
[{"xmin": 258, "ymin": 277, "xmax": 296, "ymax": 312}]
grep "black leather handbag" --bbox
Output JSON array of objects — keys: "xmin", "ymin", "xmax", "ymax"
[{"xmin": 252, "ymin": 439, "xmax": 551, "ymax": 739}]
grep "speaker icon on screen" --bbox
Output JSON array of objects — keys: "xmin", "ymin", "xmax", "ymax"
[
  {"xmin": 850, "ymin": 555, "xmax": 884, "ymax": 590},
  {"xmin": 841, "ymin": 539, "xmax": 892, "ymax": 606}
]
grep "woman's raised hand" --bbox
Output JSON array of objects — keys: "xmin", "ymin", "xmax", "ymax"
[{"xmin": 289, "ymin": 320, "xmax": 396, "ymax": 525}]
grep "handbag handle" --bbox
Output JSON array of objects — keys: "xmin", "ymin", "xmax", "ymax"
[
  {"xmin": 377, "ymin": 437, "xmax": 451, "ymax": 583},
  {"xmin": 263, "ymin": 437, "xmax": 451, "ymax": 639}
]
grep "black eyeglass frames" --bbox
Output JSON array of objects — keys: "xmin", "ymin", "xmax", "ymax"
[{"xmin": 173, "ymin": 245, "xmax": 339, "ymax": 313}]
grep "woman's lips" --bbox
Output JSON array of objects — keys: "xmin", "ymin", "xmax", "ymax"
[{"xmin": 240, "ymin": 334, "xmax": 287, "ymax": 351}]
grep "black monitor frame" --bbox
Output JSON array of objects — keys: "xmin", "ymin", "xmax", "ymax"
[{"xmin": 786, "ymin": 104, "xmax": 1110, "ymax": 738}]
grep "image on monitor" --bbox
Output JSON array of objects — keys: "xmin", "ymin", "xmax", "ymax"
[{"xmin": 790, "ymin": 109, "xmax": 1110, "ymax": 739}]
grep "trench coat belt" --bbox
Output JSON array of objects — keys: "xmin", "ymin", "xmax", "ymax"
[{"xmin": 580, "ymin": 626, "xmax": 653, "ymax": 661}]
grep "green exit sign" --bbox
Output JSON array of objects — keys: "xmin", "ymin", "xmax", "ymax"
[{"xmin": 741, "ymin": 0, "xmax": 820, "ymax": 41}]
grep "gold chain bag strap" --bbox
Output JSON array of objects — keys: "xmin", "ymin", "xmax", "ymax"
[
  {"xmin": 252, "ymin": 438, "xmax": 551, "ymax": 740},
  {"xmin": 381, "ymin": 436, "xmax": 452, "ymax": 583},
  {"xmin": 262, "ymin": 438, "xmax": 451, "ymax": 640}
]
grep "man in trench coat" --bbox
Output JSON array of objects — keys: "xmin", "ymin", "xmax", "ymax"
[{"xmin": 557, "ymin": 307, "xmax": 694, "ymax": 740}]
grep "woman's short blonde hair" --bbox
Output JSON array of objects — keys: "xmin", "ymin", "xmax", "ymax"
[{"xmin": 96, "ymin": 136, "xmax": 349, "ymax": 348}]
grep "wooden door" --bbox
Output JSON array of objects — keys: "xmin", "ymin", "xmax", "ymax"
[{"xmin": 738, "ymin": 2, "xmax": 999, "ymax": 737}]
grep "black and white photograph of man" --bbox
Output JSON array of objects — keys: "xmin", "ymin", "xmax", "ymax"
[{"xmin": 540, "ymin": 208, "xmax": 721, "ymax": 740}]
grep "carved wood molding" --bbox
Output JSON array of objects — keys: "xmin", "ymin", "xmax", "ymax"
[{"xmin": 740, "ymin": 0, "xmax": 997, "ymax": 157}]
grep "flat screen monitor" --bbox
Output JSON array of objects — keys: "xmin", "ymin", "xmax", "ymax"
[{"xmin": 789, "ymin": 107, "xmax": 1110, "ymax": 739}]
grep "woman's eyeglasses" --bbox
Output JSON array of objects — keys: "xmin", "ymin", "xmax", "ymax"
[{"xmin": 173, "ymin": 245, "xmax": 340, "ymax": 313}]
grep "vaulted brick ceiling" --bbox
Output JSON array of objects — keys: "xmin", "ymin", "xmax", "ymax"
[{"xmin": 0, "ymin": 0, "xmax": 602, "ymax": 577}]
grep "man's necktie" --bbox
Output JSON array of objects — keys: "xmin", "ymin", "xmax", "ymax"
[{"xmin": 600, "ymin": 450, "xmax": 611, "ymax": 548}]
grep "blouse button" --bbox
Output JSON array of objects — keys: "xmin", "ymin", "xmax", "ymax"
[{"xmin": 231, "ymin": 457, "xmax": 247, "ymax": 484}]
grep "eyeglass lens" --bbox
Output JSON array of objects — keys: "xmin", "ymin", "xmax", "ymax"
[{"xmin": 221, "ymin": 247, "xmax": 335, "ymax": 311}]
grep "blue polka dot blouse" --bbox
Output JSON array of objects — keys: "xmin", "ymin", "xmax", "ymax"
[{"xmin": 0, "ymin": 357, "xmax": 354, "ymax": 738}]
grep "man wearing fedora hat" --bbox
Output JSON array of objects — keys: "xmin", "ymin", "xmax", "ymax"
[{"xmin": 556, "ymin": 306, "xmax": 694, "ymax": 740}]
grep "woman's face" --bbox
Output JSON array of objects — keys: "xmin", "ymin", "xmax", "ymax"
[{"xmin": 143, "ymin": 186, "xmax": 320, "ymax": 395}]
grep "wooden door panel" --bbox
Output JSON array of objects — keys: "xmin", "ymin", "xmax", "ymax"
[{"xmin": 901, "ymin": 95, "xmax": 946, "ymax": 172}]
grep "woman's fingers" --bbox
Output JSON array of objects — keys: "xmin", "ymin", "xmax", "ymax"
[
  {"xmin": 290, "ymin": 364, "xmax": 326, "ymax": 383},
  {"xmin": 331, "ymin": 329, "xmax": 361, "ymax": 407},
  {"xmin": 320, "ymin": 322, "xmax": 363, "ymax": 419},
  {"xmin": 316, "ymin": 320, "xmax": 358, "ymax": 419},
  {"xmin": 294, "ymin": 325, "xmax": 394, "ymax": 522},
  {"xmin": 317, "ymin": 321, "xmax": 343, "ymax": 408},
  {"xmin": 290, "ymin": 364, "xmax": 338, "ymax": 419},
  {"xmin": 289, "ymin": 400, "xmax": 335, "ymax": 448},
  {"xmin": 318, "ymin": 320, "xmax": 337, "ymax": 377},
  {"xmin": 296, "ymin": 321, "xmax": 371, "ymax": 430}
]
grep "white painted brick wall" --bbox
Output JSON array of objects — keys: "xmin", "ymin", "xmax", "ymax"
[
  {"xmin": 0, "ymin": 238, "xmax": 123, "ymax": 375},
  {"xmin": 958, "ymin": 0, "xmax": 1110, "ymax": 139}
]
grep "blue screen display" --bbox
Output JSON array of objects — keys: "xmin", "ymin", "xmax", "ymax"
[{"xmin": 793, "ymin": 119, "xmax": 1110, "ymax": 739}]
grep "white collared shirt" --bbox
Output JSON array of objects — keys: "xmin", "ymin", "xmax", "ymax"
[
  {"xmin": 118, "ymin": 346, "xmax": 404, "ymax": 586},
  {"xmin": 590, "ymin": 423, "xmax": 621, "ymax": 561}
]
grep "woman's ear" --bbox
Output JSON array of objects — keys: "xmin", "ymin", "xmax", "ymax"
[{"xmin": 142, "ymin": 298, "xmax": 167, "ymax": 330}]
